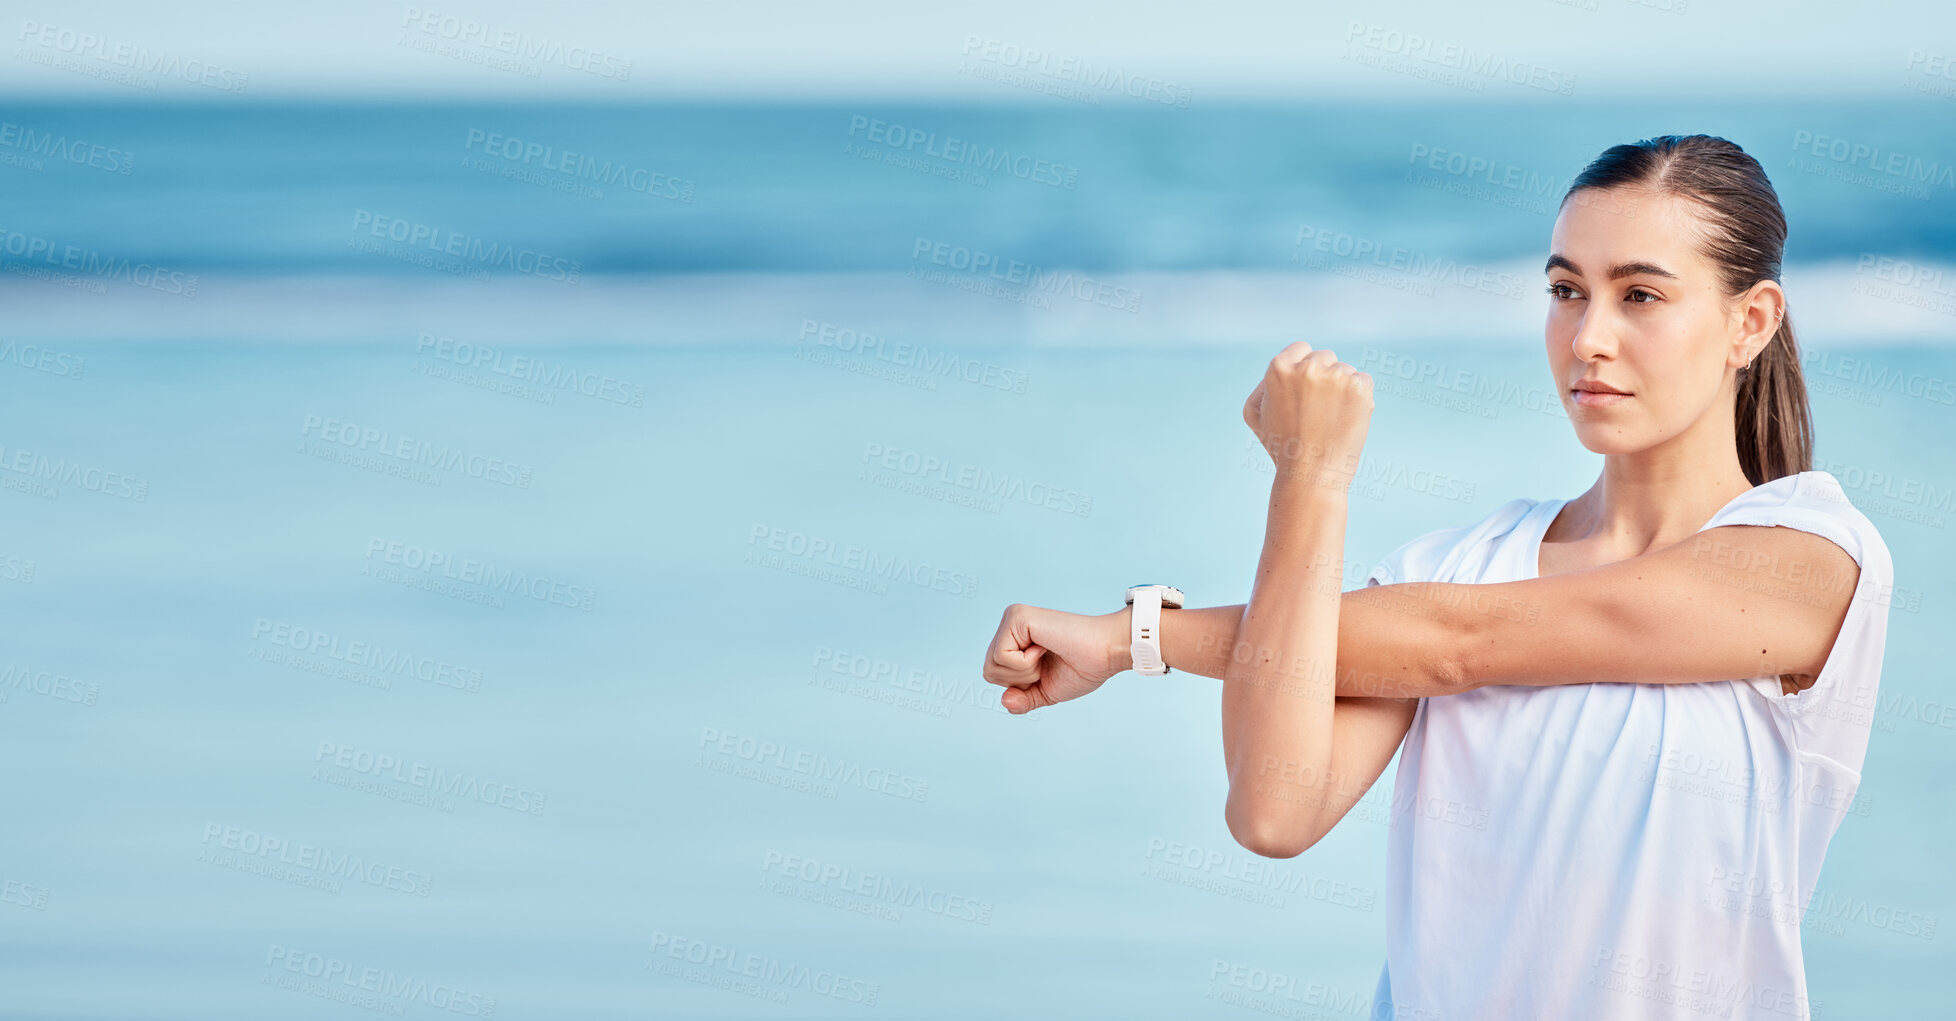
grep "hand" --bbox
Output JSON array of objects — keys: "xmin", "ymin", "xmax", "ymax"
[
  {"xmin": 1242, "ymin": 342, "xmax": 1374, "ymax": 485},
  {"xmin": 982, "ymin": 603, "xmax": 1131, "ymax": 714}
]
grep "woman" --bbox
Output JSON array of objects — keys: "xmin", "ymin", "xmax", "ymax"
[{"xmin": 981, "ymin": 135, "xmax": 1893, "ymax": 1020}]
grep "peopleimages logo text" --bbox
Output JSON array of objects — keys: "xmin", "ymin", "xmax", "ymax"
[
  {"xmin": 264, "ymin": 942, "xmax": 496, "ymax": 1016},
  {"xmin": 0, "ymin": 226, "xmax": 196, "ymax": 295},
  {"xmin": 314, "ymin": 741, "xmax": 547, "ymax": 815},
  {"xmin": 909, "ymin": 237, "xmax": 1142, "ymax": 312},
  {"xmin": 415, "ymin": 332, "xmax": 647, "ymax": 406},
  {"xmin": 363, "ymin": 537, "xmax": 597, "ymax": 611},
  {"xmin": 203, "ymin": 823, "xmax": 433, "ymax": 897},
  {"xmin": 301, "ymin": 414, "xmax": 532, "ymax": 488},
  {"xmin": 399, "ymin": 7, "xmax": 630, "ymax": 80},
  {"xmin": 349, "ymin": 210, "xmax": 580, "ymax": 282},
  {"xmin": 461, "ymin": 129, "xmax": 690, "ymax": 201}
]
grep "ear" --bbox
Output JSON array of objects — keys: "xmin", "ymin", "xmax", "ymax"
[{"xmin": 1727, "ymin": 281, "xmax": 1786, "ymax": 370}]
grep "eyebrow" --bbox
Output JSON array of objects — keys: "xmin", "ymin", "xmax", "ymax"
[{"xmin": 1543, "ymin": 254, "xmax": 1678, "ymax": 280}]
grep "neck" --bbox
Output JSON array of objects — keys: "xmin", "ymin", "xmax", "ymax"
[{"xmin": 1558, "ymin": 400, "xmax": 1757, "ymax": 554}]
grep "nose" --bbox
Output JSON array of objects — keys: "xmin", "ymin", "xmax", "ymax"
[{"xmin": 1569, "ymin": 304, "xmax": 1617, "ymax": 365}]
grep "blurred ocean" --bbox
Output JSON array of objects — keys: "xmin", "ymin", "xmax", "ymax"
[
  {"xmin": 1, "ymin": 101, "xmax": 1951, "ymax": 1019},
  {"xmin": 5, "ymin": 99, "xmax": 1956, "ymax": 346}
]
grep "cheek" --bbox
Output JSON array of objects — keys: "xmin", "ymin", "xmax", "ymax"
[
  {"xmin": 1656, "ymin": 319, "xmax": 1727, "ymax": 369},
  {"xmin": 1543, "ymin": 303, "xmax": 1585, "ymax": 355},
  {"xmin": 1635, "ymin": 332, "xmax": 1726, "ymax": 417},
  {"xmin": 1543, "ymin": 316, "xmax": 1572, "ymax": 362}
]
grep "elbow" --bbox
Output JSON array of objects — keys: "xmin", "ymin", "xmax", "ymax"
[
  {"xmin": 1372, "ymin": 582, "xmax": 1478, "ymax": 696},
  {"xmin": 1428, "ymin": 596, "xmax": 1478, "ymax": 695},
  {"xmin": 1224, "ymin": 799, "xmax": 1321, "ymax": 860},
  {"xmin": 1429, "ymin": 646, "xmax": 1473, "ymax": 695}
]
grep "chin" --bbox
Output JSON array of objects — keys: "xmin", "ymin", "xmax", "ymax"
[{"xmin": 1567, "ymin": 421, "xmax": 1655, "ymax": 457}]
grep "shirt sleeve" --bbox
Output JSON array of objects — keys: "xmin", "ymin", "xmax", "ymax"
[
  {"xmin": 1366, "ymin": 520, "xmax": 1484, "ymax": 587},
  {"xmin": 1365, "ymin": 499, "xmax": 1538, "ymax": 587},
  {"xmin": 1366, "ymin": 530, "xmax": 1440, "ymax": 587},
  {"xmin": 1702, "ymin": 470, "xmax": 1897, "ymax": 778}
]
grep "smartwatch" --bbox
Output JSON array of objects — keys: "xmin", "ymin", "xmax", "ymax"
[{"xmin": 1124, "ymin": 584, "xmax": 1184, "ymax": 676}]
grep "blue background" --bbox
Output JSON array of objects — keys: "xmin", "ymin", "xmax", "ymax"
[{"xmin": 2, "ymin": 8, "xmax": 1953, "ymax": 1019}]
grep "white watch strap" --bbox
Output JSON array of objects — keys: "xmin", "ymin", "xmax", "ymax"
[{"xmin": 1130, "ymin": 587, "xmax": 1168, "ymax": 676}]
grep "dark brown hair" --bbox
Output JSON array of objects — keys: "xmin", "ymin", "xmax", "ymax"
[{"xmin": 1560, "ymin": 134, "xmax": 1812, "ymax": 486}]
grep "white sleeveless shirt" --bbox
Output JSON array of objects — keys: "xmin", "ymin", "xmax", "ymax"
[{"xmin": 1365, "ymin": 470, "xmax": 1894, "ymax": 1021}]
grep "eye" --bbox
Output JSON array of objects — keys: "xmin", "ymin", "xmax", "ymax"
[
  {"xmin": 1627, "ymin": 288, "xmax": 1660, "ymax": 303},
  {"xmin": 1546, "ymin": 283, "xmax": 1580, "ymax": 301}
]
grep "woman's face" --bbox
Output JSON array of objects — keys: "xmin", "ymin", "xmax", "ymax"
[{"xmin": 1543, "ymin": 186, "xmax": 1766, "ymax": 458}]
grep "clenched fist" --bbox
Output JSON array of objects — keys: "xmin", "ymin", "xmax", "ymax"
[
  {"xmin": 1243, "ymin": 342, "xmax": 1374, "ymax": 484},
  {"xmin": 981, "ymin": 603, "xmax": 1131, "ymax": 714}
]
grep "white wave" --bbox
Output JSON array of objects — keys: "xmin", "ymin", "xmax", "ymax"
[{"xmin": 2, "ymin": 258, "xmax": 1951, "ymax": 347}]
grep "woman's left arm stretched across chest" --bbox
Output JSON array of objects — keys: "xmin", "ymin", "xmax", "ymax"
[{"xmin": 1160, "ymin": 522, "xmax": 1861, "ymax": 698}]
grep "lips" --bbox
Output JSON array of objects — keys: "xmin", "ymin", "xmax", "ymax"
[{"xmin": 1570, "ymin": 380, "xmax": 1632, "ymax": 408}]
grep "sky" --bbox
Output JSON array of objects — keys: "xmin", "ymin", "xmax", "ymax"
[{"xmin": 4, "ymin": 0, "xmax": 1954, "ymax": 100}]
